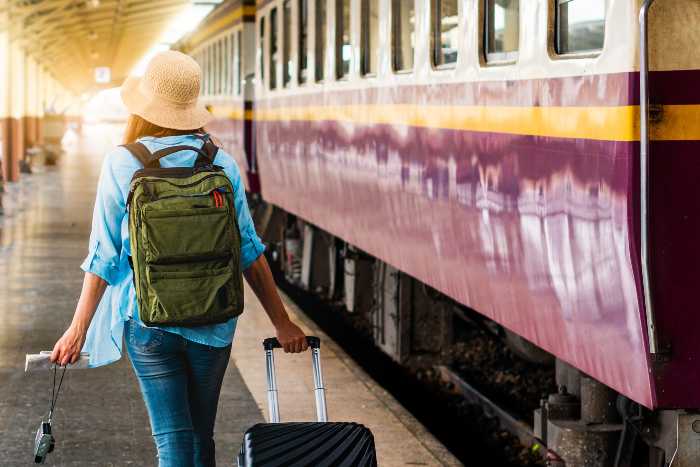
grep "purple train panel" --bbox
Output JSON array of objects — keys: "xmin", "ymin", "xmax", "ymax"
[
  {"xmin": 254, "ymin": 71, "xmax": 700, "ymax": 409},
  {"xmin": 207, "ymin": 101, "xmax": 259, "ymax": 193}
]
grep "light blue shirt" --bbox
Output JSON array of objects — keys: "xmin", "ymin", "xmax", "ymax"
[{"xmin": 81, "ymin": 134, "xmax": 265, "ymax": 367}]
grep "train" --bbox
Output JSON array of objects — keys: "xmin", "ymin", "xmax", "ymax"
[{"xmin": 176, "ymin": 1, "xmax": 700, "ymax": 465}]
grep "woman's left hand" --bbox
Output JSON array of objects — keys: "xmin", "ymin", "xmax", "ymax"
[
  {"xmin": 275, "ymin": 319, "xmax": 309, "ymax": 353},
  {"xmin": 50, "ymin": 325, "xmax": 86, "ymax": 366}
]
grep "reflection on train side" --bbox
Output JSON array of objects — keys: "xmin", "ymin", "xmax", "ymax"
[{"xmin": 261, "ymin": 120, "xmax": 643, "ymax": 355}]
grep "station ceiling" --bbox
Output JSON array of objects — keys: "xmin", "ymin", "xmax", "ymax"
[{"xmin": 2, "ymin": 0, "xmax": 195, "ymax": 93}]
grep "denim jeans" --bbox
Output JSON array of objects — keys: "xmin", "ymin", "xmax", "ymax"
[{"xmin": 124, "ymin": 319, "xmax": 232, "ymax": 467}]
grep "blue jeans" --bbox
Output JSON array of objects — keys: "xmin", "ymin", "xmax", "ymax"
[{"xmin": 124, "ymin": 319, "xmax": 231, "ymax": 467}]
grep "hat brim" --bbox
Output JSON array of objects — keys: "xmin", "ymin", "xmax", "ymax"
[{"xmin": 120, "ymin": 76, "xmax": 213, "ymax": 131}]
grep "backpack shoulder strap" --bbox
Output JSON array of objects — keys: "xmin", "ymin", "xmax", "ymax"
[
  {"xmin": 121, "ymin": 142, "xmax": 157, "ymax": 169},
  {"xmin": 194, "ymin": 133, "xmax": 220, "ymax": 168},
  {"xmin": 201, "ymin": 139, "xmax": 219, "ymax": 163}
]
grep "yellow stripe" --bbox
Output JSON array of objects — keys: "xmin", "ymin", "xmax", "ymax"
[
  {"xmin": 652, "ymin": 105, "xmax": 700, "ymax": 141},
  {"xmin": 188, "ymin": 5, "xmax": 255, "ymax": 46},
  {"xmin": 210, "ymin": 105, "xmax": 254, "ymax": 121},
  {"xmin": 210, "ymin": 103, "xmax": 700, "ymax": 141},
  {"xmin": 255, "ymin": 105, "xmax": 640, "ymax": 141}
]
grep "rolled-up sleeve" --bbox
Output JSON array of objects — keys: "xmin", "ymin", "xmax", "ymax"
[
  {"xmin": 80, "ymin": 152, "xmax": 124, "ymax": 285},
  {"xmin": 222, "ymin": 156, "xmax": 265, "ymax": 270}
]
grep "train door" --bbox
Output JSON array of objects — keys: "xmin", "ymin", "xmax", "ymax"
[
  {"xmin": 241, "ymin": 2, "xmax": 259, "ymax": 193},
  {"xmin": 643, "ymin": 0, "xmax": 700, "ymax": 464}
]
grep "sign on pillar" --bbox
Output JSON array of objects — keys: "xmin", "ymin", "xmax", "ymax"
[{"xmin": 95, "ymin": 67, "xmax": 111, "ymax": 84}]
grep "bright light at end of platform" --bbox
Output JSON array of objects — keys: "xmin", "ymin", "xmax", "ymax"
[{"xmin": 129, "ymin": 2, "xmax": 221, "ymax": 77}]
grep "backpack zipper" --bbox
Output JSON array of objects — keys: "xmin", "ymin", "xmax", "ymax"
[{"xmin": 127, "ymin": 173, "xmax": 228, "ymax": 206}]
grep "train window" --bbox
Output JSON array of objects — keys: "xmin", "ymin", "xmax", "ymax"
[
  {"xmin": 228, "ymin": 34, "xmax": 238, "ymax": 96},
  {"xmin": 315, "ymin": 0, "xmax": 326, "ymax": 81},
  {"xmin": 228, "ymin": 34, "xmax": 235, "ymax": 95},
  {"xmin": 220, "ymin": 39, "xmax": 226, "ymax": 94},
  {"xmin": 221, "ymin": 39, "xmax": 227, "ymax": 93},
  {"xmin": 336, "ymin": 0, "xmax": 351, "ymax": 79},
  {"xmin": 360, "ymin": 0, "xmax": 378, "ymax": 76},
  {"xmin": 223, "ymin": 37, "xmax": 229, "ymax": 95},
  {"xmin": 208, "ymin": 45, "xmax": 214, "ymax": 95},
  {"xmin": 215, "ymin": 40, "xmax": 222, "ymax": 94},
  {"xmin": 221, "ymin": 38, "xmax": 228, "ymax": 94},
  {"xmin": 431, "ymin": 0, "xmax": 458, "ymax": 67},
  {"xmin": 200, "ymin": 51, "xmax": 206, "ymax": 95},
  {"xmin": 209, "ymin": 44, "xmax": 214, "ymax": 95},
  {"xmin": 485, "ymin": 0, "xmax": 518, "ymax": 62},
  {"xmin": 204, "ymin": 49, "xmax": 209, "ymax": 96},
  {"xmin": 555, "ymin": 0, "xmax": 605, "ymax": 54},
  {"xmin": 299, "ymin": 0, "xmax": 309, "ymax": 84},
  {"xmin": 270, "ymin": 8, "xmax": 278, "ymax": 89},
  {"xmin": 259, "ymin": 17, "xmax": 265, "ymax": 88},
  {"xmin": 392, "ymin": 0, "xmax": 415, "ymax": 72},
  {"xmin": 215, "ymin": 40, "xmax": 221, "ymax": 95},
  {"xmin": 236, "ymin": 30, "xmax": 243, "ymax": 95},
  {"xmin": 283, "ymin": 0, "xmax": 293, "ymax": 87}
]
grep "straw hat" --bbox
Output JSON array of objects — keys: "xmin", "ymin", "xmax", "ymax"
[{"xmin": 120, "ymin": 50, "xmax": 212, "ymax": 130}]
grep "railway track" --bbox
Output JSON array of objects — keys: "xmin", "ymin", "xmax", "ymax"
[
  {"xmin": 437, "ymin": 365, "xmax": 535, "ymax": 448},
  {"xmin": 274, "ymin": 264, "xmax": 552, "ymax": 466}
]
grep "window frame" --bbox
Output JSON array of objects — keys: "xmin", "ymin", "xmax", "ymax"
[
  {"xmin": 483, "ymin": 0, "xmax": 519, "ymax": 65},
  {"xmin": 391, "ymin": 0, "xmax": 415, "ymax": 74},
  {"xmin": 553, "ymin": 0, "xmax": 606, "ymax": 58},
  {"xmin": 431, "ymin": 0, "xmax": 459, "ymax": 70}
]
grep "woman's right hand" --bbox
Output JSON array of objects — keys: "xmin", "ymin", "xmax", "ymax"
[{"xmin": 50, "ymin": 325, "xmax": 86, "ymax": 366}]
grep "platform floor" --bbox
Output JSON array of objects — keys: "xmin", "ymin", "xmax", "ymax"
[{"xmin": 0, "ymin": 124, "xmax": 461, "ymax": 467}]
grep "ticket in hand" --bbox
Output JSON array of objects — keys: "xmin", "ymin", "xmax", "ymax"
[{"xmin": 25, "ymin": 351, "xmax": 90, "ymax": 372}]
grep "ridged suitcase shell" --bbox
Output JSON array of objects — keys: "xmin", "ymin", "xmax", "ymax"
[{"xmin": 238, "ymin": 421, "xmax": 378, "ymax": 467}]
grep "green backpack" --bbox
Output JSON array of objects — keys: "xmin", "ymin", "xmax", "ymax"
[{"xmin": 123, "ymin": 134, "xmax": 244, "ymax": 327}]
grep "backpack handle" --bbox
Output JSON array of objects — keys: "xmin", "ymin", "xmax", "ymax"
[
  {"xmin": 150, "ymin": 145, "xmax": 212, "ymax": 167},
  {"xmin": 121, "ymin": 134, "xmax": 218, "ymax": 169}
]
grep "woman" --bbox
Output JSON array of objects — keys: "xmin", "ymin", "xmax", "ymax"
[{"xmin": 50, "ymin": 50, "xmax": 308, "ymax": 466}]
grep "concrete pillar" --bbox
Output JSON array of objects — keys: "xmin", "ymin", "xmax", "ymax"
[
  {"xmin": 24, "ymin": 56, "xmax": 38, "ymax": 149},
  {"xmin": 36, "ymin": 66, "xmax": 46, "ymax": 145},
  {"xmin": 8, "ymin": 40, "xmax": 25, "ymax": 181},
  {"xmin": 0, "ymin": 20, "xmax": 8, "ymax": 208},
  {"xmin": 44, "ymin": 74, "xmax": 54, "ymax": 114},
  {"xmin": 0, "ymin": 19, "xmax": 10, "ymax": 185}
]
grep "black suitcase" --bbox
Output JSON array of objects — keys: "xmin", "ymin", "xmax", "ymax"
[{"xmin": 237, "ymin": 336, "xmax": 378, "ymax": 467}]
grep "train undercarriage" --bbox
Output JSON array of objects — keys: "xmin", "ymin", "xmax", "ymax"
[{"xmin": 252, "ymin": 200, "xmax": 700, "ymax": 467}]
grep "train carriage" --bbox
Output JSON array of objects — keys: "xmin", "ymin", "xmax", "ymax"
[
  {"xmin": 183, "ymin": 0, "xmax": 700, "ymax": 464},
  {"xmin": 177, "ymin": 0, "xmax": 260, "ymax": 192}
]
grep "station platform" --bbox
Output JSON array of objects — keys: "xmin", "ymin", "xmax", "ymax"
[{"xmin": 0, "ymin": 124, "xmax": 460, "ymax": 467}]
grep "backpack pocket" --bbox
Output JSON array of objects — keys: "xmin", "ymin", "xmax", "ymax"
[
  {"xmin": 143, "ymin": 205, "xmax": 233, "ymax": 263},
  {"xmin": 145, "ymin": 265, "xmax": 237, "ymax": 326}
]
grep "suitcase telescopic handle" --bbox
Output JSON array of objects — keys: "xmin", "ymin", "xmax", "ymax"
[
  {"xmin": 262, "ymin": 335, "xmax": 328, "ymax": 424},
  {"xmin": 262, "ymin": 336, "xmax": 320, "ymax": 350}
]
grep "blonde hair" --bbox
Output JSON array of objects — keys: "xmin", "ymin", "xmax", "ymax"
[{"xmin": 123, "ymin": 114, "xmax": 203, "ymax": 144}]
